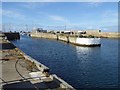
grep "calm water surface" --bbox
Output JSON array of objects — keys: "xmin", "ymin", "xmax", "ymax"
[{"xmin": 11, "ymin": 36, "xmax": 118, "ymax": 89}]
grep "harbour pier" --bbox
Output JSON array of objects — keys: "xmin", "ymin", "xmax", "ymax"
[
  {"xmin": 30, "ymin": 32, "xmax": 101, "ymax": 47},
  {"xmin": 0, "ymin": 34, "xmax": 75, "ymax": 90}
]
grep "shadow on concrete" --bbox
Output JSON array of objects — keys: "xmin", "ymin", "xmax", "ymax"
[
  {"xmin": 34, "ymin": 81, "xmax": 60, "ymax": 89},
  {"xmin": 0, "ymin": 43, "xmax": 16, "ymax": 50},
  {"xmin": 2, "ymin": 81, "xmax": 36, "ymax": 90},
  {"xmin": 3, "ymin": 80, "xmax": 60, "ymax": 90}
]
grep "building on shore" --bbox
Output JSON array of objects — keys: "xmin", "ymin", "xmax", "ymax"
[{"xmin": 32, "ymin": 28, "xmax": 47, "ymax": 33}]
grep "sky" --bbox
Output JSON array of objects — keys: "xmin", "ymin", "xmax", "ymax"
[{"xmin": 2, "ymin": 2, "xmax": 118, "ymax": 32}]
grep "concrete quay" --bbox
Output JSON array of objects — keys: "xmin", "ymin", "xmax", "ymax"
[
  {"xmin": 30, "ymin": 32, "xmax": 101, "ymax": 47},
  {"xmin": 0, "ymin": 36, "xmax": 75, "ymax": 90}
]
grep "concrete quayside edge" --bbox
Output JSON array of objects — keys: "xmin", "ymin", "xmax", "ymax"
[
  {"xmin": 30, "ymin": 32, "xmax": 101, "ymax": 47},
  {"xmin": 10, "ymin": 41, "xmax": 75, "ymax": 89}
]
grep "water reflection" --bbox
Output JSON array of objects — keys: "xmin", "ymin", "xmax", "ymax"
[
  {"xmin": 75, "ymin": 46, "xmax": 103, "ymax": 88},
  {"xmin": 11, "ymin": 36, "xmax": 118, "ymax": 88},
  {"xmin": 75, "ymin": 46, "xmax": 101, "ymax": 60},
  {"xmin": 76, "ymin": 46, "xmax": 92, "ymax": 59}
]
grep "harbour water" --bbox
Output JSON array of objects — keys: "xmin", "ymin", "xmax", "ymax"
[{"xmin": 11, "ymin": 36, "xmax": 118, "ymax": 89}]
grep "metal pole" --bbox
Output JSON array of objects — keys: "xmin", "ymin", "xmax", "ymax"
[{"xmin": 65, "ymin": 25, "xmax": 66, "ymax": 30}]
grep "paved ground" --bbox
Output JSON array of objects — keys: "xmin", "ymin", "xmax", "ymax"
[
  {"xmin": 0, "ymin": 39, "xmax": 65, "ymax": 90},
  {"xmin": 0, "ymin": 34, "xmax": 74, "ymax": 90}
]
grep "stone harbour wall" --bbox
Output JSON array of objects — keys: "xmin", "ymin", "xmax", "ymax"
[{"xmin": 30, "ymin": 32, "xmax": 101, "ymax": 46}]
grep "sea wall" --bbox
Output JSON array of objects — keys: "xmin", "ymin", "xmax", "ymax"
[
  {"xmin": 30, "ymin": 32, "xmax": 101, "ymax": 46},
  {"xmin": 76, "ymin": 38, "xmax": 100, "ymax": 45},
  {"xmin": 58, "ymin": 35, "xmax": 69, "ymax": 42},
  {"xmin": 4, "ymin": 32, "xmax": 20, "ymax": 40},
  {"xmin": 85, "ymin": 31, "xmax": 119, "ymax": 38},
  {"xmin": 31, "ymin": 32, "xmax": 57, "ymax": 39},
  {"xmin": 1, "ymin": 33, "xmax": 75, "ymax": 89},
  {"xmin": 100, "ymin": 32, "xmax": 119, "ymax": 38},
  {"xmin": 9, "ymin": 41, "xmax": 75, "ymax": 89}
]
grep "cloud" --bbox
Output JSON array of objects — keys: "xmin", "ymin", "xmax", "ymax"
[
  {"xmin": 101, "ymin": 25, "xmax": 118, "ymax": 32},
  {"xmin": 2, "ymin": 0, "xmax": 120, "ymax": 2},
  {"xmin": 0, "ymin": 8, "xmax": 2, "ymax": 16},
  {"xmin": 88, "ymin": 0, "xmax": 118, "ymax": 1},
  {"xmin": 101, "ymin": 10, "xmax": 118, "ymax": 25},
  {"xmin": 21, "ymin": 2, "xmax": 49, "ymax": 9},
  {"xmin": 22, "ymin": 3, "xmax": 36, "ymax": 9},
  {"xmin": 102, "ymin": 10, "xmax": 118, "ymax": 18},
  {"xmin": 88, "ymin": 0, "xmax": 103, "ymax": 2},
  {"xmin": 2, "ymin": 9, "xmax": 25, "ymax": 19},
  {"xmin": 21, "ymin": 2, "xmax": 39, "ymax": 9},
  {"xmin": 87, "ymin": 2, "xmax": 103, "ymax": 7},
  {"xmin": 49, "ymin": 15, "xmax": 68, "ymax": 22}
]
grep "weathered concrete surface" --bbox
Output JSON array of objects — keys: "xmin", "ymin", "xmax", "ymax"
[
  {"xmin": 2, "ymin": 56, "xmax": 30, "ymax": 83},
  {"xmin": 31, "ymin": 30, "xmax": 120, "ymax": 39},
  {"xmin": 0, "ymin": 37, "xmax": 75, "ymax": 90},
  {"xmin": 30, "ymin": 32, "xmax": 101, "ymax": 46},
  {"xmin": 31, "ymin": 33, "xmax": 57, "ymax": 39},
  {"xmin": 85, "ymin": 31, "xmax": 120, "ymax": 38}
]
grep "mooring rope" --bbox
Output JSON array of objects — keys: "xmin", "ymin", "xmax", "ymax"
[{"xmin": 15, "ymin": 59, "xmax": 39, "ymax": 90}]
